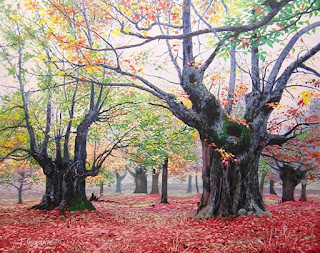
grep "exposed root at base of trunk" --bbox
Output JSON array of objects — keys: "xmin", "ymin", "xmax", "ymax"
[
  {"xmin": 194, "ymin": 204, "xmax": 272, "ymax": 220},
  {"xmin": 30, "ymin": 197, "xmax": 96, "ymax": 212}
]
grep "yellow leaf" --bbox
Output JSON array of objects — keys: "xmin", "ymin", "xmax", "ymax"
[
  {"xmin": 123, "ymin": 26, "xmax": 131, "ymax": 34},
  {"xmin": 112, "ymin": 27, "xmax": 121, "ymax": 36}
]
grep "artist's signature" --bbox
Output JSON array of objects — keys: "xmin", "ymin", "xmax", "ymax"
[{"xmin": 19, "ymin": 238, "xmax": 55, "ymax": 247}]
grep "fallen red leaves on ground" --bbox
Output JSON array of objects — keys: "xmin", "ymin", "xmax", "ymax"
[{"xmin": 0, "ymin": 194, "xmax": 319, "ymax": 252}]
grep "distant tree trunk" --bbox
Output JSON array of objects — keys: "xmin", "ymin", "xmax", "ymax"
[
  {"xmin": 270, "ymin": 180, "xmax": 277, "ymax": 195},
  {"xmin": 99, "ymin": 181, "xmax": 104, "ymax": 197},
  {"xmin": 129, "ymin": 165, "xmax": 147, "ymax": 193},
  {"xmin": 18, "ymin": 184, "xmax": 23, "ymax": 204},
  {"xmin": 186, "ymin": 174, "xmax": 192, "ymax": 193},
  {"xmin": 195, "ymin": 171, "xmax": 199, "ymax": 194},
  {"xmin": 115, "ymin": 170, "xmax": 127, "ymax": 193},
  {"xmin": 299, "ymin": 181, "xmax": 307, "ymax": 201},
  {"xmin": 160, "ymin": 158, "xmax": 169, "ymax": 204},
  {"xmin": 259, "ymin": 169, "xmax": 269, "ymax": 195},
  {"xmin": 150, "ymin": 167, "xmax": 160, "ymax": 194},
  {"xmin": 280, "ymin": 164, "xmax": 307, "ymax": 202}
]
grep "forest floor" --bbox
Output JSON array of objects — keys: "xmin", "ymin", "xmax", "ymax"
[{"xmin": 0, "ymin": 194, "xmax": 319, "ymax": 252}]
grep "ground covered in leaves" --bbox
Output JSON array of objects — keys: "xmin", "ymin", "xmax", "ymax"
[{"xmin": 0, "ymin": 194, "xmax": 319, "ymax": 252}]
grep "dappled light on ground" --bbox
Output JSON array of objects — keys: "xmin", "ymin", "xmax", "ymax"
[{"xmin": 0, "ymin": 194, "xmax": 319, "ymax": 252}]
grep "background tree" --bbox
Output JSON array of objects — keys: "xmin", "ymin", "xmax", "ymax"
[
  {"xmin": 263, "ymin": 95, "xmax": 320, "ymax": 202},
  {"xmin": 0, "ymin": 160, "xmax": 41, "ymax": 204},
  {"xmin": 116, "ymin": 91, "xmax": 199, "ymax": 196},
  {"xmin": 259, "ymin": 159, "xmax": 271, "ymax": 195}
]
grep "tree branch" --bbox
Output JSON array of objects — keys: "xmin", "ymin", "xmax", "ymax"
[
  {"xmin": 266, "ymin": 21, "xmax": 320, "ymax": 92},
  {"xmin": 299, "ymin": 63, "xmax": 320, "ymax": 78},
  {"xmin": 266, "ymin": 122, "xmax": 319, "ymax": 146}
]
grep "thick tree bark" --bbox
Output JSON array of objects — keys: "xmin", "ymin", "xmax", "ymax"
[
  {"xmin": 270, "ymin": 180, "xmax": 277, "ymax": 195},
  {"xmin": 195, "ymin": 139, "xmax": 267, "ymax": 218},
  {"xmin": 280, "ymin": 164, "xmax": 306, "ymax": 202},
  {"xmin": 150, "ymin": 168, "xmax": 160, "ymax": 194},
  {"xmin": 299, "ymin": 181, "xmax": 307, "ymax": 201},
  {"xmin": 186, "ymin": 174, "xmax": 192, "ymax": 194},
  {"xmin": 160, "ymin": 158, "xmax": 169, "ymax": 204},
  {"xmin": 32, "ymin": 162, "xmax": 94, "ymax": 211},
  {"xmin": 115, "ymin": 170, "xmax": 127, "ymax": 193}
]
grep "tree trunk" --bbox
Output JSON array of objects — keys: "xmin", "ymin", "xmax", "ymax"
[
  {"xmin": 32, "ymin": 163, "xmax": 94, "ymax": 211},
  {"xmin": 99, "ymin": 181, "xmax": 104, "ymax": 197},
  {"xmin": 186, "ymin": 174, "xmax": 192, "ymax": 194},
  {"xmin": 269, "ymin": 180, "xmax": 277, "ymax": 195},
  {"xmin": 132, "ymin": 165, "xmax": 147, "ymax": 194},
  {"xmin": 280, "ymin": 164, "xmax": 306, "ymax": 202},
  {"xmin": 160, "ymin": 158, "xmax": 169, "ymax": 204},
  {"xmin": 150, "ymin": 168, "xmax": 160, "ymax": 194},
  {"xmin": 299, "ymin": 181, "xmax": 307, "ymax": 201},
  {"xmin": 18, "ymin": 184, "xmax": 23, "ymax": 204},
  {"xmin": 195, "ymin": 140, "xmax": 267, "ymax": 218},
  {"xmin": 259, "ymin": 170, "xmax": 269, "ymax": 195},
  {"xmin": 115, "ymin": 170, "xmax": 127, "ymax": 193},
  {"xmin": 195, "ymin": 171, "xmax": 199, "ymax": 194}
]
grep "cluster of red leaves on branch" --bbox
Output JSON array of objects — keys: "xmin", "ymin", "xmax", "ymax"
[{"xmin": 1, "ymin": 194, "xmax": 319, "ymax": 252}]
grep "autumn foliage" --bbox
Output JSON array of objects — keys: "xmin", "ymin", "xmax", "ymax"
[{"xmin": 0, "ymin": 194, "xmax": 319, "ymax": 252}]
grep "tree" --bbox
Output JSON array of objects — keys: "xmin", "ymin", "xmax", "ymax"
[
  {"xmin": 259, "ymin": 159, "xmax": 271, "ymax": 195},
  {"xmin": 18, "ymin": 0, "xmax": 320, "ymax": 217},
  {"xmin": 0, "ymin": 160, "xmax": 40, "ymax": 204},
  {"xmin": 128, "ymin": 164, "xmax": 148, "ymax": 193},
  {"xmin": 150, "ymin": 165, "xmax": 160, "ymax": 194},
  {"xmin": 186, "ymin": 174, "xmax": 193, "ymax": 194},
  {"xmin": 160, "ymin": 157, "xmax": 169, "ymax": 204},
  {"xmin": 117, "ymin": 92, "xmax": 199, "ymax": 197},
  {"xmin": 115, "ymin": 169, "xmax": 127, "ymax": 193},
  {"xmin": 0, "ymin": 2, "xmax": 131, "ymax": 211},
  {"xmin": 264, "ymin": 95, "xmax": 320, "ymax": 202}
]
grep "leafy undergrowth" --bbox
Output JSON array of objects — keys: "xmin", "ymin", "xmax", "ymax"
[{"xmin": 0, "ymin": 194, "xmax": 319, "ymax": 252}]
